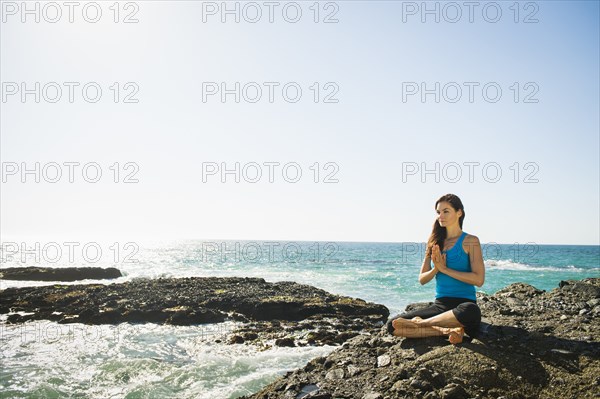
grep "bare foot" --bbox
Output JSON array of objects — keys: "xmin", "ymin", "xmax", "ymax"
[
  {"xmin": 432, "ymin": 326, "xmax": 465, "ymax": 344},
  {"xmin": 447, "ymin": 327, "xmax": 465, "ymax": 344},
  {"xmin": 392, "ymin": 317, "xmax": 419, "ymax": 330}
]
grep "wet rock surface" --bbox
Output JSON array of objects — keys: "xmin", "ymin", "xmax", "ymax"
[
  {"xmin": 240, "ymin": 278, "xmax": 600, "ymax": 399},
  {"xmin": 0, "ymin": 266, "xmax": 122, "ymax": 281},
  {"xmin": 228, "ymin": 313, "xmax": 385, "ymax": 348},
  {"xmin": 0, "ymin": 277, "xmax": 389, "ymax": 340}
]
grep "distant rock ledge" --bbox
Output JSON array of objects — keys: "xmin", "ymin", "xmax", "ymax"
[
  {"xmin": 0, "ymin": 266, "xmax": 122, "ymax": 281},
  {"xmin": 0, "ymin": 276, "xmax": 389, "ymax": 347}
]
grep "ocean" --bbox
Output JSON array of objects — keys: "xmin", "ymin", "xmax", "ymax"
[{"xmin": 1, "ymin": 240, "xmax": 598, "ymax": 398}]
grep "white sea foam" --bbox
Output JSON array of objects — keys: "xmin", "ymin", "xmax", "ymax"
[
  {"xmin": 0, "ymin": 320, "xmax": 336, "ymax": 399},
  {"xmin": 485, "ymin": 259, "xmax": 593, "ymax": 272}
]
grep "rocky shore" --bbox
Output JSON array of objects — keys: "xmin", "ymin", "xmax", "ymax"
[
  {"xmin": 0, "ymin": 266, "xmax": 122, "ymax": 281},
  {"xmin": 242, "ymin": 278, "xmax": 600, "ymax": 399},
  {"xmin": 2, "ymin": 276, "xmax": 598, "ymax": 398},
  {"xmin": 0, "ymin": 276, "xmax": 388, "ymax": 346}
]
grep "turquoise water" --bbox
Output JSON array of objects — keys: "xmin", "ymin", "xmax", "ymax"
[
  {"xmin": 110, "ymin": 240, "xmax": 597, "ymax": 316},
  {"xmin": 1, "ymin": 240, "xmax": 598, "ymax": 398}
]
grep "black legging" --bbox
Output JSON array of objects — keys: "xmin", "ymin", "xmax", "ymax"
[{"xmin": 386, "ymin": 297, "xmax": 481, "ymax": 338}]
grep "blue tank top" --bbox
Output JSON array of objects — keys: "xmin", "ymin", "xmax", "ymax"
[{"xmin": 434, "ymin": 231, "xmax": 476, "ymax": 300}]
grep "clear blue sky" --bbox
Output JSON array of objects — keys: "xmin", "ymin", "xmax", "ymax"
[{"xmin": 1, "ymin": 1, "xmax": 599, "ymax": 245}]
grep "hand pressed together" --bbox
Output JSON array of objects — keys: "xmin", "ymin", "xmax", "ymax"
[{"xmin": 431, "ymin": 244, "xmax": 448, "ymax": 273}]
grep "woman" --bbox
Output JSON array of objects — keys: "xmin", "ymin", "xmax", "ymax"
[{"xmin": 386, "ymin": 194, "xmax": 485, "ymax": 344}]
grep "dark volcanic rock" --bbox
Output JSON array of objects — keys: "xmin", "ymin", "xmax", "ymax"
[
  {"xmin": 275, "ymin": 337, "xmax": 296, "ymax": 347},
  {"xmin": 0, "ymin": 267, "xmax": 122, "ymax": 282},
  {"xmin": 239, "ymin": 278, "xmax": 600, "ymax": 399},
  {"xmin": 0, "ymin": 277, "xmax": 389, "ymax": 329}
]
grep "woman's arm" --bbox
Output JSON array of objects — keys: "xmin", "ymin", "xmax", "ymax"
[
  {"xmin": 418, "ymin": 251, "xmax": 438, "ymax": 285},
  {"xmin": 441, "ymin": 268, "xmax": 484, "ymax": 287},
  {"xmin": 432, "ymin": 236, "xmax": 485, "ymax": 287}
]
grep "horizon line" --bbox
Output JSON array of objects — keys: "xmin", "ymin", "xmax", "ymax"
[{"xmin": 1, "ymin": 235, "xmax": 599, "ymax": 247}]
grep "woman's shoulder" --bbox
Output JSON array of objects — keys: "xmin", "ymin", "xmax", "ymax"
[
  {"xmin": 463, "ymin": 234, "xmax": 481, "ymax": 246},
  {"xmin": 461, "ymin": 234, "xmax": 481, "ymax": 255}
]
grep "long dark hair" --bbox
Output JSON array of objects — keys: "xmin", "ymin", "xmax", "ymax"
[{"xmin": 426, "ymin": 194, "xmax": 465, "ymax": 257}]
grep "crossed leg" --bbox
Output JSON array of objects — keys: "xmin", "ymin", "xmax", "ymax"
[{"xmin": 391, "ymin": 310, "xmax": 465, "ymax": 344}]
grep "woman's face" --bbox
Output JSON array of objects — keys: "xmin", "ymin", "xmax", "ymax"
[{"xmin": 436, "ymin": 201, "xmax": 462, "ymax": 227}]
